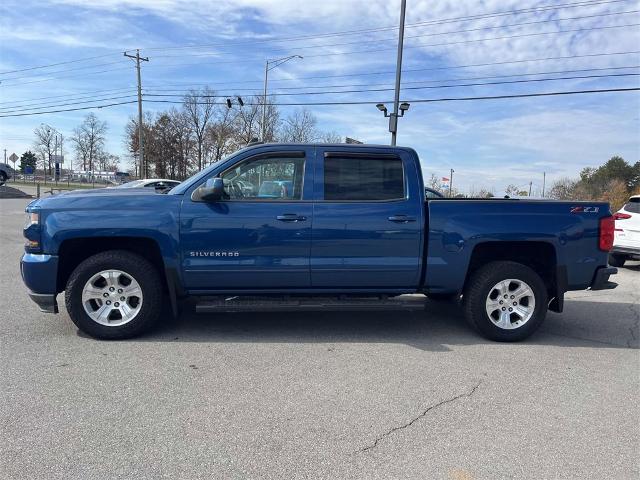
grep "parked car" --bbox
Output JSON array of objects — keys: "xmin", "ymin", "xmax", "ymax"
[
  {"xmin": 609, "ymin": 195, "xmax": 640, "ymax": 267},
  {"xmin": 0, "ymin": 163, "xmax": 15, "ymax": 186},
  {"xmin": 114, "ymin": 179, "xmax": 181, "ymax": 193},
  {"xmin": 21, "ymin": 143, "xmax": 617, "ymax": 341}
]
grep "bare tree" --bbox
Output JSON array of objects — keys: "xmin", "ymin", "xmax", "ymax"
[
  {"xmin": 279, "ymin": 108, "xmax": 318, "ymax": 142},
  {"xmin": 183, "ymin": 87, "xmax": 216, "ymax": 171},
  {"xmin": 504, "ymin": 184, "xmax": 520, "ymax": 197},
  {"xmin": 234, "ymin": 96, "xmax": 264, "ymax": 145},
  {"xmin": 320, "ymin": 131, "xmax": 342, "ymax": 143},
  {"xmin": 548, "ymin": 177, "xmax": 578, "ymax": 200},
  {"xmin": 169, "ymin": 108, "xmax": 194, "ymax": 179},
  {"xmin": 71, "ymin": 113, "xmax": 107, "ymax": 171},
  {"xmin": 206, "ymin": 104, "xmax": 238, "ymax": 165},
  {"xmin": 33, "ymin": 125, "xmax": 58, "ymax": 175}
]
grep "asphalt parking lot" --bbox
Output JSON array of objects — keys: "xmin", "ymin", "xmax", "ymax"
[{"xmin": 1, "ymin": 197, "xmax": 638, "ymax": 480}]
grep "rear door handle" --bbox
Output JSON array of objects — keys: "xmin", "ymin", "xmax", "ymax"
[
  {"xmin": 276, "ymin": 214, "xmax": 307, "ymax": 222},
  {"xmin": 388, "ymin": 215, "xmax": 416, "ymax": 223}
]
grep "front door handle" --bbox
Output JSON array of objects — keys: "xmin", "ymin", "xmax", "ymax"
[
  {"xmin": 276, "ymin": 214, "xmax": 307, "ymax": 222},
  {"xmin": 388, "ymin": 215, "xmax": 416, "ymax": 223}
]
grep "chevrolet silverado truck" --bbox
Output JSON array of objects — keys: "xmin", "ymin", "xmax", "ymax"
[{"xmin": 21, "ymin": 143, "xmax": 618, "ymax": 341}]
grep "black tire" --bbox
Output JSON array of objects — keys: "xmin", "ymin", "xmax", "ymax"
[
  {"xmin": 608, "ymin": 254, "xmax": 626, "ymax": 268},
  {"xmin": 426, "ymin": 292, "xmax": 460, "ymax": 302},
  {"xmin": 65, "ymin": 250, "xmax": 163, "ymax": 339},
  {"xmin": 463, "ymin": 261, "xmax": 548, "ymax": 342}
]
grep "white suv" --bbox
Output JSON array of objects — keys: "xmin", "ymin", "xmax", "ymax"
[{"xmin": 609, "ymin": 195, "xmax": 640, "ymax": 267}]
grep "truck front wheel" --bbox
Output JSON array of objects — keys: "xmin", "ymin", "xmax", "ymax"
[
  {"xmin": 65, "ymin": 250, "xmax": 163, "ymax": 339},
  {"xmin": 463, "ymin": 261, "xmax": 548, "ymax": 342}
]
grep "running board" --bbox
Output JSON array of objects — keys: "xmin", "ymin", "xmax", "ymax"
[{"xmin": 195, "ymin": 294, "xmax": 427, "ymax": 313}]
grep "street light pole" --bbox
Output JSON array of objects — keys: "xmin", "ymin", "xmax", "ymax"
[
  {"xmin": 390, "ymin": 0, "xmax": 407, "ymax": 146},
  {"xmin": 261, "ymin": 55, "xmax": 302, "ymax": 141},
  {"xmin": 261, "ymin": 62, "xmax": 269, "ymax": 142},
  {"xmin": 450, "ymin": 168, "xmax": 455, "ymax": 197}
]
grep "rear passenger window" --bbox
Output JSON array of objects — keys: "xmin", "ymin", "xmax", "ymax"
[{"xmin": 324, "ymin": 156, "xmax": 405, "ymax": 201}]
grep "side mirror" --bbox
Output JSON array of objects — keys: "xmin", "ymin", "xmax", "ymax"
[{"xmin": 192, "ymin": 177, "xmax": 224, "ymax": 202}]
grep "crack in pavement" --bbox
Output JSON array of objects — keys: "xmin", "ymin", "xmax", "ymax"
[{"xmin": 357, "ymin": 381, "xmax": 482, "ymax": 453}]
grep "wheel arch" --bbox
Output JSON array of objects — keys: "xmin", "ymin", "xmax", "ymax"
[
  {"xmin": 463, "ymin": 241, "xmax": 560, "ymax": 306},
  {"xmin": 56, "ymin": 236, "xmax": 178, "ymax": 316}
]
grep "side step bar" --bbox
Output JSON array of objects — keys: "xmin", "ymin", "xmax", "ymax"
[{"xmin": 195, "ymin": 294, "xmax": 427, "ymax": 313}]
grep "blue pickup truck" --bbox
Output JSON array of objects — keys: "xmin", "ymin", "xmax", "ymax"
[{"xmin": 21, "ymin": 143, "xmax": 617, "ymax": 341}]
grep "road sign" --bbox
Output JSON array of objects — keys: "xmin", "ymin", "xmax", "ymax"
[
  {"xmin": 51, "ymin": 154, "xmax": 64, "ymax": 164},
  {"xmin": 25, "ymin": 166, "xmax": 34, "ymax": 175},
  {"xmin": 9, "ymin": 153, "xmax": 18, "ymax": 162}
]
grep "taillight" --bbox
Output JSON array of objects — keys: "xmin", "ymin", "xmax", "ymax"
[
  {"xmin": 599, "ymin": 216, "xmax": 614, "ymax": 251},
  {"xmin": 613, "ymin": 212, "xmax": 632, "ymax": 220}
]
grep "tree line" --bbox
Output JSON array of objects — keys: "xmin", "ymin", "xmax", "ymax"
[
  {"xmin": 549, "ymin": 156, "xmax": 640, "ymax": 211},
  {"xmin": 125, "ymin": 88, "xmax": 341, "ymax": 179}
]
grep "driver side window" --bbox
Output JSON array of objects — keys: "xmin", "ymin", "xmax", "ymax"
[{"xmin": 220, "ymin": 155, "xmax": 305, "ymax": 201}]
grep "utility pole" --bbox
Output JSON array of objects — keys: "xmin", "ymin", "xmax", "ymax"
[
  {"xmin": 449, "ymin": 168, "xmax": 455, "ymax": 197},
  {"xmin": 390, "ymin": 0, "xmax": 407, "ymax": 146},
  {"xmin": 529, "ymin": 181, "xmax": 532, "ymax": 197},
  {"xmin": 124, "ymin": 49, "xmax": 149, "ymax": 178},
  {"xmin": 542, "ymin": 172, "xmax": 546, "ymax": 197}
]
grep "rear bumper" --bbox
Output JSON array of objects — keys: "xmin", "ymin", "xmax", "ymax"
[
  {"xmin": 611, "ymin": 245, "xmax": 640, "ymax": 259},
  {"xmin": 589, "ymin": 266, "xmax": 618, "ymax": 291}
]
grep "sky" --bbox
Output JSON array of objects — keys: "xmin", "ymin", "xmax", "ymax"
[{"xmin": 0, "ymin": 0, "xmax": 639, "ymax": 194}]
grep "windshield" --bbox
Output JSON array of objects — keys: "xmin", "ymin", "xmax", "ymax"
[{"xmin": 116, "ymin": 180, "xmax": 146, "ymax": 188}]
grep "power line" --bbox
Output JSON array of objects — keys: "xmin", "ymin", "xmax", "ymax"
[
  {"xmin": 5, "ymin": 70, "xmax": 637, "ymax": 114},
  {"xmin": 144, "ymin": 65, "xmax": 640, "ymax": 93},
  {"xmin": 0, "ymin": 100, "xmax": 137, "ymax": 118},
  {"xmin": 143, "ymin": 0, "xmax": 632, "ymax": 52},
  {"xmin": 150, "ymin": 9, "xmax": 640, "ymax": 59},
  {"xmin": 0, "ymin": 87, "xmax": 136, "ymax": 108},
  {"xmin": 0, "ymin": 53, "xmax": 120, "ymax": 75},
  {"xmin": 1, "ymin": 0, "xmax": 634, "ymax": 84},
  {"xmin": 0, "ymin": 94, "xmax": 138, "ymax": 114},
  {"xmin": 140, "ymin": 50, "xmax": 640, "ymax": 90},
  {"xmin": 4, "ymin": 64, "xmax": 635, "ymax": 108},
  {"xmin": 297, "ymin": 23, "xmax": 640, "ymax": 60},
  {"xmin": 0, "ymin": 59, "xmax": 130, "ymax": 82},
  {"xmin": 117, "ymin": 22, "xmax": 640, "ymax": 70},
  {"xmin": 142, "ymin": 72, "xmax": 640, "ymax": 98},
  {"xmin": 0, "ymin": 87, "xmax": 637, "ymax": 118},
  {"xmin": 144, "ymin": 86, "xmax": 640, "ymax": 106}
]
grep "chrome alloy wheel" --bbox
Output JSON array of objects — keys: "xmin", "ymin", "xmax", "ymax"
[
  {"xmin": 485, "ymin": 279, "xmax": 536, "ymax": 330},
  {"xmin": 81, "ymin": 270, "xmax": 143, "ymax": 326}
]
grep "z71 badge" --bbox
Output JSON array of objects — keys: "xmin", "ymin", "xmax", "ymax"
[{"xmin": 570, "ymin": 206, "xmax": 599, "ymax": 213}]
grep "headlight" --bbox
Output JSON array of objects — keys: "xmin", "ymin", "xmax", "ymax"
[{"xmin": 24, "ymin": 211, "xmax": 39, "ymax": 228}]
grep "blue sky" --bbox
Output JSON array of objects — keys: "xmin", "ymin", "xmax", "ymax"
[{"xmin": 0, "ymin": 0, "xmax": 639, "ymax": 194}]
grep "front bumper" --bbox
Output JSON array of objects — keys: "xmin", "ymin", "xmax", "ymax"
[
  {"xmin": 590, "ymin": 266, "xmax": 618, "ymax": 291},
  {"xmin": 20, "ymin": 253, "xmax": 60, "ymax": 313},
  {"xmin": 27, "ymin": 291, "xmax": 58, "ymax": 313}
]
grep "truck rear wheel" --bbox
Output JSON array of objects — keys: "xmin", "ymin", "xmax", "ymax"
[
  {"xmin": 65, "ymin": 250, "xmax": 163, "ymax": 339},
  {"xmin": 463, "ymin": 261, "xmax": 548, "ymax": 342}
]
